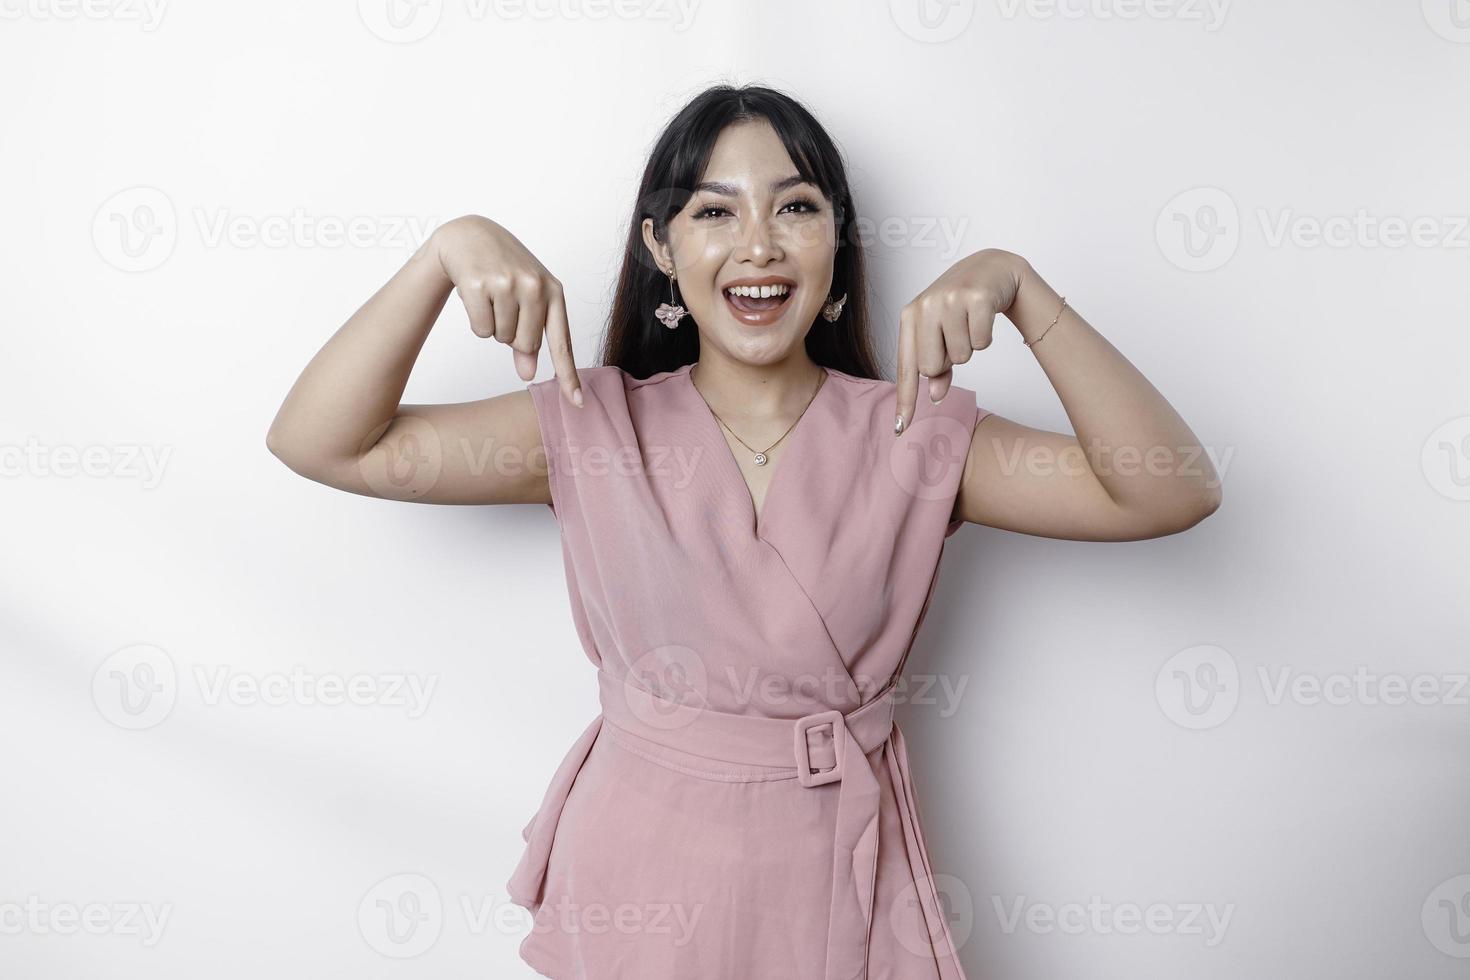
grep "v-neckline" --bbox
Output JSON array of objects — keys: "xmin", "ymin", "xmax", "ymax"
[{"xmin": 681, "ymin": 362, "xmax": 832, "ymax": 542}]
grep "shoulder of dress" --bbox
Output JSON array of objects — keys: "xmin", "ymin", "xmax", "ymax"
[
  {"xmin": 531, "ymin": 363, "xmax": 695, "ymax": 392},
  {"xmin": 822, "ymin": 368, "xmax": 978, "ymax": 422},
  {"xmin": 623, "ymin": 364, "xmax": 690, "ymax": 392},
  {"xmin": 525, "ymin": 363, "xmax": 626, "ymax": 397},
  {"xmin": 524, "ymin": 364, "xmax": 700, "ymax": 424}
]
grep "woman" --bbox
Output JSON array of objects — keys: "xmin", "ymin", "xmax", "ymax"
[{"xmin": 267, "ymin": 85, "xmax": 1221, "ymax": 979}]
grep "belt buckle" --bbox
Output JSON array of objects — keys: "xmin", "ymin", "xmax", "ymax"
[{"xmin": 793, "ymin": 709, "xmax": 845, "ymax": 787}]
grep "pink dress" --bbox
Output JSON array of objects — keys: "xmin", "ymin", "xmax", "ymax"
[{"xmin": 509, "ymin": 360, "xmax": 990, "ymax": 980}]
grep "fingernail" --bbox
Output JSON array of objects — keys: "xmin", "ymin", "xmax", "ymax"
[
  {"xmin": 572, "ymin": 387, "xmax": 583, "ymax": 407},
  {"xmin": 894, "ymin": 414, "xmax": 904, "ymax": 435}
]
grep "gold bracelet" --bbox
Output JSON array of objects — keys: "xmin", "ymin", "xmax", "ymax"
[{"xmin": 1023, "ymin": 296, "xmax": 1068, "ymax": 348}]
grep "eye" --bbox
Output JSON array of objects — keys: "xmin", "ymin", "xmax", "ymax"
[
  {"xmin": 781, "ymin": 196, "xmax": 822, "ymax": 215},
  {"xmin": 692, "ymin": 197, "xmax": 823, "ymax": 221},
  {"xmin": 693, "ymin": 204, "xmax": 732, "ymax": 220}
]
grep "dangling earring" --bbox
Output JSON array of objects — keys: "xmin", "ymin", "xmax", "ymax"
[
  {"xmin": 821, "ymin": 292, "xmax": 847, "ymax": 323},
  {"xmin": 654, "ymin": 268, "xmax": 688, "ymax": 329}
]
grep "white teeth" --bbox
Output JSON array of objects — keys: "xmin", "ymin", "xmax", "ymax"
[{"xmin": 725, "ymin": 284, "xmax": 790, "ymax": 298}]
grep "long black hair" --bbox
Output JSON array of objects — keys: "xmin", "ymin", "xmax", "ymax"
[{"xmin": 597, "ymin": 84, "xmax": 882, "ymax": 381}]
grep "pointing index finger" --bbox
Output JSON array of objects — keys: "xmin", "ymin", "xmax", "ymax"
[
  {"xmin": 545, "ymin": 288, "xmax": 583, "ymax": 408},
  {"xmin": 895, "ymin": 305, "xmax": 918, "ymax": 436}
]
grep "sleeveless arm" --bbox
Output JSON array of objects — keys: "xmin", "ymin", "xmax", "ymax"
[
  {"xmin": 524, "ymin": 365, "xmax": 631, "ymax": 527},
  {"xmin": 525, "ymin": 378, "xmax": 567, "ymax": 522},
  {"xmin": 945, "ymin": 390, "xmax": 992, "ymax": 538}
]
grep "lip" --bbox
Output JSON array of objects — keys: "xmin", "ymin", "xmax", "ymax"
[{"xmin": 721, "ymin": 276, "xmax": 797, "ymax": 326}]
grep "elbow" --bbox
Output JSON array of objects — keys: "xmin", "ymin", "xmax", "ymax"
[
  {"xmin": 1171, "ymin": 482, "xmax": 1223, "ymax": 533},
  {"xmin": 265, "ymin": 425, "xmax": 310, "ymax": 476},
  {"xmin": 1126, "ymin": 483, "xmax": 1222, "ymax": 540},
  {"xmin": 1200, "ymin": 482, "xmax": 1223, "ymax": 517},
  {"xmin": 265, "ymin": 426, "xmax": 360, "ymax": 488},
  {"xmin": 265, "ymin": 425, "xmax": 292, "ymax": 464}
]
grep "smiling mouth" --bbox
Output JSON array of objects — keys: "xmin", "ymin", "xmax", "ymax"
[{"xmin": 723, "ymin": 284, "xmax": 794, "ymax": 317}]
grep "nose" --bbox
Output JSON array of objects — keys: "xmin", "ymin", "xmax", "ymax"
[{"xmin": 732, "ymin": 213, "xmax": 783, "ymax": 265}]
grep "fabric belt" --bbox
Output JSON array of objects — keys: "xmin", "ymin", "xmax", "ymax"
[{"xmin": 508, "ymin": 668, "xmax": 968, "ymax": 980}]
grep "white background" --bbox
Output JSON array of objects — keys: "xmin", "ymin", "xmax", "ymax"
[{"xmin": 3, "ymin": 1, "xmax": 1469, "ymax": 977}]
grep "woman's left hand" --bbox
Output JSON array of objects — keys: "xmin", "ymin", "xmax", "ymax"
[{"xmin": 895, "ymin": 247, "xmax": 1028, "ymax": 433}]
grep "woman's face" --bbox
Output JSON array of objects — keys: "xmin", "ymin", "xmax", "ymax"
[{"xmin": 642, "ymin": 118, "xmax": 837, "ymax": 366}]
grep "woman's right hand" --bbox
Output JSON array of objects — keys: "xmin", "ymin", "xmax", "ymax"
[{"xmin": 431, "ymin": 214, "xmax": 582, "ymax": 406}]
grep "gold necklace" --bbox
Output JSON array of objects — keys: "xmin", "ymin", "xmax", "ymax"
[{"xmin": 690, "ymin": 364, "xmax": 826, "ymax": 466}]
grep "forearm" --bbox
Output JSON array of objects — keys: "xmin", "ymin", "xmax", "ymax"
[
  {"xmin": 266, "ymin": 239, "xmax": 453, "ymax": 470},
  {"xmin": 1006, "ymin": 261, "xmax": 1223, "ymax": 517}
]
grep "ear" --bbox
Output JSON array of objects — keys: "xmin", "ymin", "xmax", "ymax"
[{"xmin": 641, "ymin": 217, "xmax": 672, "ymax": 277}]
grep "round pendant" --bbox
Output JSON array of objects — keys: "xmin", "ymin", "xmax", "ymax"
[{"xmin": 753, "ymin": 452, "xmax": 768, "ymax": 466}]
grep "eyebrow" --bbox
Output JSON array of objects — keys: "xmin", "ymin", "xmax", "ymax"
[{"xmin": 692, "ymin": 175, "xmax": 815, "ymax": 197}]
